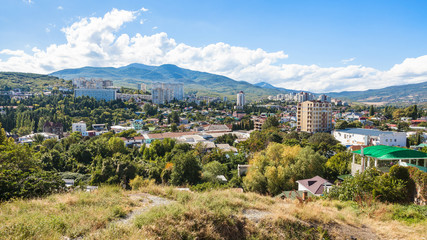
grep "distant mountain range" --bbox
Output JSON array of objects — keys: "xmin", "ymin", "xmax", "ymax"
[
  {"xmin": 49, "ymin": 63, "xmax": 426, "ymax": 104},
  {"xmin": 50, "ymin": 63, "xmax": 288, "ymax": 100},
  {"xmin": 327, "ymin": 82, "xmax": 427, "ymax": 104}
]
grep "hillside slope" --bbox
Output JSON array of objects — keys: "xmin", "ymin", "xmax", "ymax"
[
  {"xmin": 0, "ymin": 72, "xmax": 71, "ymax": 92},
  {"xmin": 50, "ymin": 63, "xmax": 284, "ymax": 100},
  {"xmin": 1, "ymin": 185, "xmax": 425, "ymax": 240},
  {"xmin": 327, "ymin": 81, "xmax": 427, "ymax": 104}
]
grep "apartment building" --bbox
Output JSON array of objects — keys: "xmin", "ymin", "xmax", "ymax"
[
  {"xmin": 151, "ymin": 83, "xmax": 184, "ymax": 104},
  {"xmin": 297, "ymin": 100, "xmax": 332, "ymax": 133}
]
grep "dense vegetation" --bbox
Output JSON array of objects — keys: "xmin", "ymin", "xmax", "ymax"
[
  {"xmin": 0, "ymin": 94, "xmax": 139, "ymax": 134},
  {"xmin": 0, "ymin": 72, "xmax": 71, "ymax": 92}
]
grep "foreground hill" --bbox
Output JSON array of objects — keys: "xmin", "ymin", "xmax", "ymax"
[
  {"xmin": 1, "ymin": 185, "xmax": 425, "ymax": 240},
  {"xmin": 50, "ymin": 63, "xmax": 285, "ymax": 100}
]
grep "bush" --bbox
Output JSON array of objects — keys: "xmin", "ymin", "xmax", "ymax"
[
  {"xmin": 327, "ymin": 168, "xmax": 408, "ymax": 203},
  {"xmin": 129, "ymin": 176, "xmax": 155, "ymax": 190}
]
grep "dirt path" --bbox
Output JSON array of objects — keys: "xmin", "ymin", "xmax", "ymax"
[{"xmin": 116, "ymin": 193, "xmax": 174, "ymax": 225}]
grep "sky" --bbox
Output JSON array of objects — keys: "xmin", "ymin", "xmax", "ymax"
[{"xmin": 1, "ymin": 0, "xmax": 427, "ymax": 93}]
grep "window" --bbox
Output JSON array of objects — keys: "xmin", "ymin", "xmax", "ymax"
[
  {"xmin": 386, "ymin": 139, "xmax": 388, "ymax": 142},
  {"xmin": 394, "ymin": 139, "xmax": 397, "ymax": 142}
]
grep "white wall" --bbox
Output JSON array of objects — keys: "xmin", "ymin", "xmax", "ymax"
[
  {"xmin": 333, "ymin": 131, "xmax": 368, "ymax": 146},
  {"xmin": 378, "ymin": 132, "xmax": 407, "ymax": 147}
]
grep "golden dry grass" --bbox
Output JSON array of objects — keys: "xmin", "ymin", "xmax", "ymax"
[{"xmin": 1, "ymin": 184, "xmax": 426, "ymax": 240}]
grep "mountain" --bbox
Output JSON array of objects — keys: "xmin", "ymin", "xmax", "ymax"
[
  {"xmin": 50, "ymin": 64, "xmax": 287, "ymax": 100},
  {"xmin": 326, "ymin": 81, "xmax": 427, "ymax": 104},
  {"xmin": 254, "ymin": 82, "xmax": 300, "ymax": 93},
  {"xmin": 50, "ymin": 63, "xmax": 426, "ymax": 104}
]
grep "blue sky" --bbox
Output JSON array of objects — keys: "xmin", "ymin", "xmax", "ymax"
[{"xmin": 1, "ymin": 0, "xmax": 427, "ymax": 92}]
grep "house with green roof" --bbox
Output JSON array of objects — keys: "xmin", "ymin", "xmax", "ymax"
[{"xmin": 351, "ymin": 145, "xmax": 427, "ymax": 175}]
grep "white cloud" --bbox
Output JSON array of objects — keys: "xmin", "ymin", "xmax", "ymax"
[
  {"xmin": 341, "ymin": 57, "xmax": 355, "ymax": 64},
  {"xmin": 23, "ymin": 0, "xmax": 33, "ymax": 4},
  {"xmin": 58, "ymin": 6, "xmax": 63, "ymax": 10},
  {"xmin": 0, "ymin": 8, "xmax": 426, "ymax": 92},
  {"xmin": 152, "ymin": 26, "xmax": 158, "ymax": 30},
  {"xmin": 45, "ymin": 27, "xmax": 50, "ymax": 33},
  {"xmin": 140, "ymin": 7, "xmax": 149, "ymax": 12},
  {"xmin": 140, "ymin": 19, "xmax": 144, "ymax": 24}
]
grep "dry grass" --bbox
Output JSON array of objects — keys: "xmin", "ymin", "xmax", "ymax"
[
  {"xmin": 0, "ymin": 186, "xmax": 136, "ymax": 240},
  {"xmin": 1, "ymin": 184, "xmax": 426, "ymax": 240}
]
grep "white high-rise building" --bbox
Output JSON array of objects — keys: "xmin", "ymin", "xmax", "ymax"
[
  {"xmin": 138, "ymin": 83, "xmax": 147, "ymax": 92},
  {"xmin": 151, "ymin": 83, "xmax": 184, "ymax": 104},
  {"xmin": 237, "ymin": 91, "xmax": 245, "ymax": 107}
]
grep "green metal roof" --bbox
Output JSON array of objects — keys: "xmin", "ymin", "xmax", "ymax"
[
  {"xmin": 400, "ymin": 162, "xmax": 427, "ymax": 172},
  {"xmin": 352, "ymin": 145, "xmax": 427, "ymax": 160},
  {"xmin": 337, "ymin": 174, "xmax": 352, "ymax": 180}
]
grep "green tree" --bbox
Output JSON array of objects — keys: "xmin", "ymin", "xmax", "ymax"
[
  {"xmin": 108, "ymin": 137, "xmax": 127, "ymax": 154},
  {"xmin": 325, "ymin": 151, "xmax": 352, "ymax": 178},
  {"xmin": 171, "ymin": 152, "xmax": 202, "ymax": 186},
  {"xmin": 262, "ymin": 116, "xmax": 280, "ymax": 129},
  {"xmin": 202, "ymin": 161, "xmax": 227, "ymax": 183},
  {"xmin": 369, "ymin": 105, "xmax": 375, "ymax": 116}
]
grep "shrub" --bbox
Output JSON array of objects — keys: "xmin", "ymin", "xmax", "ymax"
[{"xmin": 129, "ymin": 176, "xmax": 155, "ymax": 190}]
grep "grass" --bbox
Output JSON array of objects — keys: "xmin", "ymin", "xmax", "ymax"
[
  {"xmin": 1, "ymin": 184, "xmax": 426, "ymax": 239},
  {"xmin": 0, "ymin": 186, "xmax": 135, "ymax": 240}
]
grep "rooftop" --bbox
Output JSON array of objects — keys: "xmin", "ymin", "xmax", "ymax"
[
  {"xmin": 296, "ymin": 176, "xmax": 332, "ymax": 195},
  {"xmin": 335, "ymin": 128, "xmax": 400, "ymax": 137},
  {"xmin": 352, "ymin": 145, "xmax": 427, "ymax": 160}
]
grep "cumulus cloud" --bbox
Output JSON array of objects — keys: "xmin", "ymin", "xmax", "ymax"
[{"xmin": 0, "ymin": 8, "xmax": 426, "ymax": 92}]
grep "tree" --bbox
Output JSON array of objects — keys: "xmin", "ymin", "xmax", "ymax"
[
  {"xmin": 170, "ymin": 152, "xmax": 202, "ymax": 186},
  {"xmin": 262, "ymin": 116, "xmax": 280, "ymax": 129},
  {"xmin": 202, "ymin": 161, "xmax": 227, "ymax": 183},
  {"xmin": 170, "ymin": 123, "xmax": 178, "ymax": 132},
  {"xmin": 243, "ymin": 143, "xmax": 301, "ymax": 195},
  {"xmin": 108, "ymin": 137, "xmax": 127, "ymax": 154},
  {"xmin": 335, "ymin": 121, "xmax": 349, "ymax": 130},
  {"xmin": 369, "ymin": 105, "xmax": 375, "ymax": 116},
  {"xmin": 325, "ymin": 151, "xmax": 352, "ymax": 178},
  {"xmin": 32, "ymin": 133, "xmax": 45, "ymax": 145}
]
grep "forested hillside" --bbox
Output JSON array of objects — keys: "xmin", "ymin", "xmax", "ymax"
[{"xmin": 0, "ymin": 72, "xmax": 71, "ymax": 92}]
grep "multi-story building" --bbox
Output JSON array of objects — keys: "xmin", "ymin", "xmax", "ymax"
[
  {"xmin": 138, "ymin": 83, "xmax": 147, "ymax": 92},
  {"xmin": 72, "ymin": 78, "xmax": 113, "ymax": 89},
  {"xmin": 297, "ymin": 100, "xmax": 332, "ymax": 133},
  {"xmin": 318, "ymin": 94, "xmax": 331, "ymax": 102},
  {"xmin": 74, "ymin": 89, "xmax": 117, "ymax": 101},
  {"xmin": 333, "ymin": 128, "xmax": 407, "ymax": 147},
  {"xmin": 296, "ymin": 92, "xmax": 315, "ymax": 102},
  {"xmin": 151, "ymin": 83, "xmax": 184, "ymax": 104},
  {"xmin": 72, "ymin": 121, "xmax": 87, "ymax": 134},
  {"xmin": 43, "ymin": 122, "xmax": 64, "ymax": 138},
  {"xmin": 236, "ymin": 91, "xmax": 245, "ymax": 108}
]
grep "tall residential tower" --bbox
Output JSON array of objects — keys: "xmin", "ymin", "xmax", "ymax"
[{"xmin": 297, "ymin": 100, "xmax": 332, "ymax": 133}]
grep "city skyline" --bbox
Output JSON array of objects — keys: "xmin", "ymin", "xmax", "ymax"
[{"xmin": 0, "ymin": 1, "xmax": 427, "ymax": 93}]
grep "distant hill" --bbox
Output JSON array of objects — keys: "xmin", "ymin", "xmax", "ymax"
[
  {"xmin": 327, "ymin": 81, "xmax": 427, "ymax": 104},
  {"xmin": 254, "ymin": 82, "xmax": 300, "ymax": 93},
  {"xmin": 0, "ymin": 72, "xmax": 71, "ymax": 92},
  {"xmin": 48, "ymin": 64, "xmax": 427, "ymax": 104},
  {"xmin": 50, "ymin": 63, "xmax": 287, "ymax": 100}
]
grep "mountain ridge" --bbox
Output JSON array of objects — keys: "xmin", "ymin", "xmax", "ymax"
[{"xmin": 49, "ymin": 63, "xmax": 427, "ymax": 103}]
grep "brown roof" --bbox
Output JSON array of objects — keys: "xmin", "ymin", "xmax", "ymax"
[
  {"xmin": 296, "ymin": 176, "xmax": 332, "ymax": 195},
  {"xmin": 147, "ymin": 131, "xmax": 197, "ymax": 139}
]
